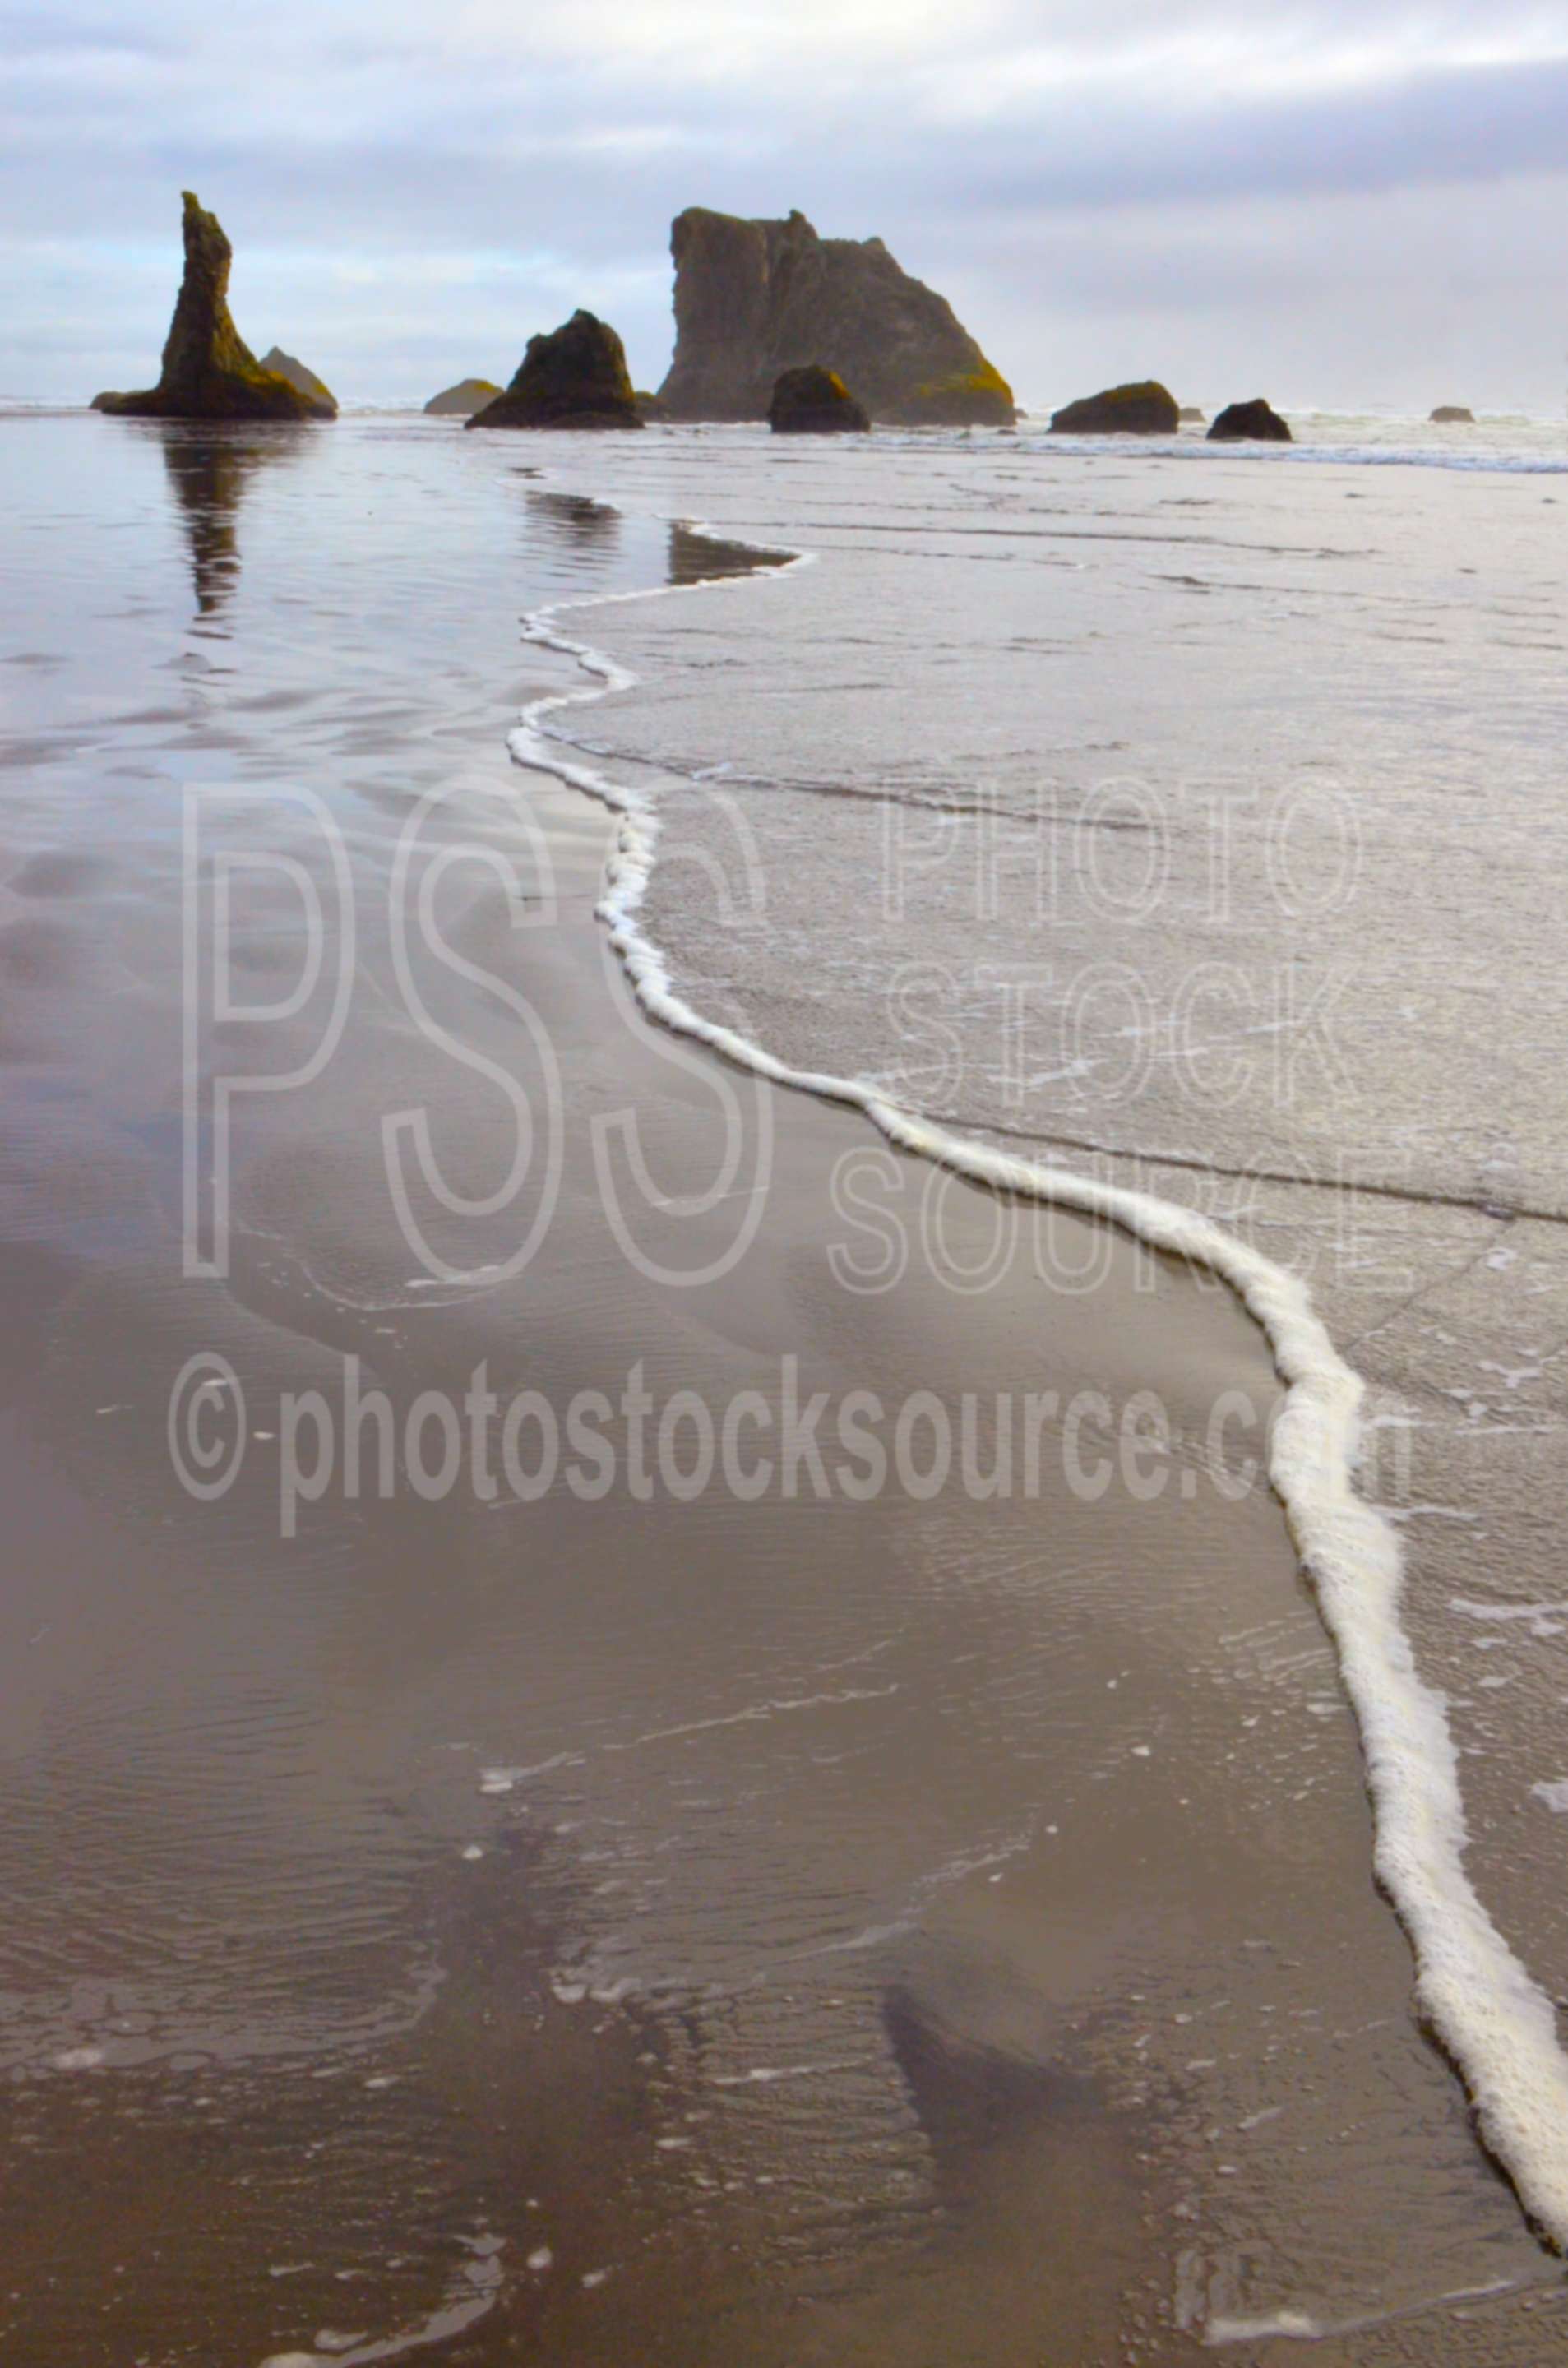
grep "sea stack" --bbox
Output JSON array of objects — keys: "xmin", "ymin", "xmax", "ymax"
[
  {"xmin": 657, "ymin": 209, "xmax": 1014, "ymax": 427},
  {"xmin": 1049, "ymin": 382, "xmax": 1179, "ymax": 434},
  {"xmin": 1430, "ymin": 405, "xmax": 1475, "ymax": 424},
  {"xmin": 423, "ymin": 378, "xmax": 502, "ymax": 417},
  {"xmin": 94, "ymin": 194, "xmax": 335, "ymax": 421},
  {"xmin": 465, "ymin": 313, "xmax": 643, "ymax": 430},
  {"xmin": 259, "ymin": 347, "xmax": 337, "ymax": 414},
  {"xmin": 1208, "ymin": 398, "xmax": 1292, "ymax": 442},
  {"xmin": 1178, "ymin": 406, "xmax": 1205, "ymax": 423},
  {"xmin": 768, "ymin": 365, "xmax": 870, "ymax": 434}
]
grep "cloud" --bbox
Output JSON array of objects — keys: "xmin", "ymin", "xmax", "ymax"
[{"xmin": 3, "ymin": 0, "xmax": 1567, "ymax": 402}]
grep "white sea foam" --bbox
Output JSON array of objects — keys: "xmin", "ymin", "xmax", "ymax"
[
  {"xmin": 258, "ymin": 2241, "xmax": 501, "ymax": 2367},
  {"xmin": 710, "ymin": 2060, "xmax": 856, "ymax": 2086},
  {"xmin": 1453, "ymin": 1598, "xmax": 1568, "ymax": 1639},
  {"xmin": 505, "ymin": 506, "xmax": 1568, "ymax": 2250},
  {"xmin": 479, "ymin": 1751, "xmax": 583, "ymax": 1795},
  {"xmin": 1201, "ymin": 2274, "xmax": 1540, "ymax": 2346},
  {"xmin": 1000, "ymin": 416, "xmax": 1568, "ymax": 474},
  {"xmin": 873, "ymin": 419, "xmax": 1568, "ymax": 474}
]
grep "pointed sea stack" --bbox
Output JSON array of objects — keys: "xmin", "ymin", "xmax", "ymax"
[
  {"xmin": 466, "ymin": 312, "xmax": 643, "ymax": 430},
  {"xmin": 1049, "ymin": 382, "xmax": 1179, "ymax": 434},
  {"xmin": 95, "ymin": 194, "xmax": 335, "ymax": 421},
  {"xmin": 1208, "ymin": 398, "xmax": 1292, "ymax": 442},
  {"xmin": 424, "ymin": 378, "xmax": 502, "ymax": 416},
  {"xmin": 768, "ymin": 365, "xmax": 869, "ymax": 433},
  {"xmin": 658, "ymin": 209, "xmax": 1014, "ymax": 427},
  {"xmin": 259, "ymin": 346, "xmax": 337, "ymax": 414}
]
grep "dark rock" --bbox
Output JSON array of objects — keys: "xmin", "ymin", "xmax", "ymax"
[
  {"xmin": 259, "ymin": 346, "xmax": 337, "ymax": 413},
  {"xmin": 1207, "ymin": 398, "xmax": 1292, "ymax": 442},
  {"xmin": 466, "ymin": 312, "xmax": 643, "ymax": 431},
  {"xmin": 95, "ymin": 193, "xmax": 334, "ymax": 421},
  {"xmin": 768, "ymin": 364, "xmax": 870, "ymax": 434},
  {"xmin": 1178, "ymin": 406, "xmax": 1205, "ymax": 423},
  {"xmin": 894, "ymin": 367, "xmax": 1015, "ymax": 427},
  {"xmin": 423, "ymin": 377, "xmax": 502, "ymax": 416},
  {"xmin": 1429, "ymin": 405, "xmax": 1475, "ymax": 424},
  {"xmin": 658, "ymin": 208, "xmax": 1013, "ymax": 426},
  {"xmin": 1049, "ymin": 382, "xmax": 1179, "ymax": 435},
  {"xmin": 634, "ymin": 389, "xmax": 671, "ymax": 422}
]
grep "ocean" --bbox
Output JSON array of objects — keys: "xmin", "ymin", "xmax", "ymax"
[{"xmin": 1, "ymin": 404, "xmax": 1566, "ymax": 2362}]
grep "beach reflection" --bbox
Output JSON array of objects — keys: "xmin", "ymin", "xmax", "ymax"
[
  {"xmin": 526, "ymin": 486, "xmax": 622, "ymax": 564},
  {"xmin": 157, "ymin": 425, "xmax": 303, "ymax": 623},
  {"xmin": 668, "ymin": 516, "xmax": 789, "ymax": 585}
]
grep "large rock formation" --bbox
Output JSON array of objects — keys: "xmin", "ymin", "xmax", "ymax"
[
  {"xmin": 657, "ymin": 209, "xmax": 1013, "ymax": 427},
  {"xmin": 424, "ymin": 377, "xmax": 502, "ymax": 416},
  {"xmin": 1208, "ymin": 398, "xmax": 1292, "ymax": 442},
  {"xmin": 1430, "ymin": 405, "xmax": 1475, "ymax": 424},
  {"xmin": 466, "ymin": 312, "xmax": 643, "ymax": 431},
  {"xmin": 769, "ymin": 365, "xmax": 869, "ymax": 434},
  {"xmin": 1049, "ymin": 382, "xmax": 1178, "ymax": 434},
  {"xmin": 94, "ymin": 194, "xmax": 335, "ymax": 421},
  {"xmin": 259, "ymin": 346, "xmax": 337, "ymax": 413}
]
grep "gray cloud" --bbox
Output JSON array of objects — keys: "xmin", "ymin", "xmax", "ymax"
[
  {"xmin": 964, "ymin": 58, "xmax": 1568, "ymax": 210},
  {"xmin": 3, "ymin": 0, "xmax": 1567, "ymax": 405}
]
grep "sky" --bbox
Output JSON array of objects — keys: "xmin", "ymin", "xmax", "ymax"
[{"xmin": 4, "ymin": 0, "xmax": 1568, "ymax": 409}]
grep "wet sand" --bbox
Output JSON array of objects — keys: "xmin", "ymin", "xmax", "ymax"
[{"xmin": 0, "ymin": 416, "xmax": 1562, "ymax": 2362}]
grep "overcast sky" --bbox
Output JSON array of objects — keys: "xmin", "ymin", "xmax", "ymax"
[{"xmin": 4, "ymin": 0, "xmax": 1568, "ymax": 409}]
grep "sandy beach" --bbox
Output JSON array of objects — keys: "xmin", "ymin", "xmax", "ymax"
[{"xmin": 0, "ymin": 411, "xmax": 1566, "ymax": 2363}]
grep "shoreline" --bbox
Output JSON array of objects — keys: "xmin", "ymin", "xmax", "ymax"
[
  {"xmin": 0, "ymin": 414, "xmax": 1562, "ymax": 2357},
  {"xmin": 502, "ymin": 485, "xmax": 1568, "ymax": 2256}
]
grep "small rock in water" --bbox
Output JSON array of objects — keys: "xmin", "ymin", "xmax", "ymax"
[
  {"xmin": 768, "ymin": 364, "xmax": 870, "ymax": 435},
  {"xmin": 1207, "ymin": 397, "xmax": 1293, "ymax": 442},
  {"xmin": 423, "ymin": 377, "xmax": 502, "ymax": 416},
  {"xmin": 258, "ymin": 345, "xmax": 337, "ymax": 414},
  {"xmin": 1049, "ymin": 381, "xmax": 1179, "ymax": 434}
]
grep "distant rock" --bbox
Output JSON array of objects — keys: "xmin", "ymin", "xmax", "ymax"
[
  {"xmin": 768, "ymin": 365, "xmax": 870, "ymax": 434},
  {"xmin": 895, "ymin": 365, "xmax": 1015, "ymax": 428},
  {"xmin": 658, "ymin": 208, "xmax": 1013, "ymax": 427},
  {"xmin": 1049, "ymin": 382, "xmax": 1179, "ymax": 435},
  {"xmin": 1178, "ymin": 406, "xmax": 1205, "ymax": 423},
  {"xmin": 1207, "ymin": 398, "xmax": 1292, "ymax": 443},
  {"xmin": 466, "ymin": 312, "xmax": 643, "ymax": 431},
  {"xmin": 424, "ymin": 378, "xmax": 502, "ymax": 417},
  {"xmin": 1430, "ymin": 405, "xmax": 1475, "ymax": 424},
  {"xmin": 95, "ymin": 193, "xmax": 335, "ymax": 422},
  {"xmin": 259, "ymin": 346, "xmax": 337, "ymax": 414},
  {"xmin": 634, "ymin": 389, "xmax": 670, "ymax": 422}
]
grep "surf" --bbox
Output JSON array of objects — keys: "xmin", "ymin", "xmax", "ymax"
[{"xmin": 506, "ymin": 494, "xmax": 1568, "ymax": 2253}]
